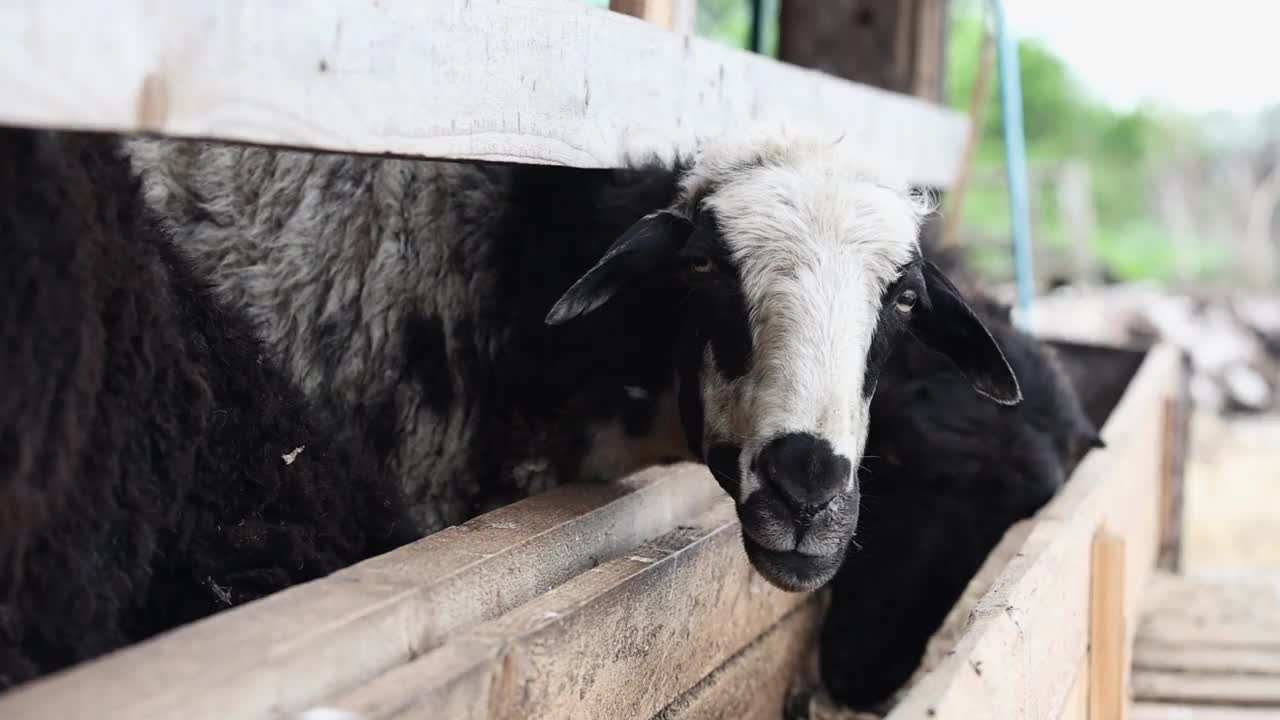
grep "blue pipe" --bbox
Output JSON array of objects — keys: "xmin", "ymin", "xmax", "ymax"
[{"xmin": 989, "ymin": 0, "xmax": 1036, "ymax": 329}]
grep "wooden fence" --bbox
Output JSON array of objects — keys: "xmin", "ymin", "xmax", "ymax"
[{"xmin": 0, "ymin": 2, "xmax": 1186, "ymax": 718}]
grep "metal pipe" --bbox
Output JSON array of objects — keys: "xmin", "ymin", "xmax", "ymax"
[{"xmin": 990, "ymin": 0, "xmax": 1036, "ymax": 329}]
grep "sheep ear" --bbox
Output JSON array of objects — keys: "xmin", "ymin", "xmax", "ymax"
[
  {"xmin": 912, "ymin": 259, "xmax": 1023, "ymax": 405},
  {"xmin": 545, "ymin": 211, "xmax": 694, "ymax": 325}
]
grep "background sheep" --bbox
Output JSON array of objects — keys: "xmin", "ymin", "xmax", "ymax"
[
  {"xmin": 126, "ymin": 130, "xmax": 1023, "ymax": 592},
  {"xmin": 803, "ymin": 246, "xmax": 1103, "ymax": 713},
  {"xmin": 0, "ymin": 128, "xmax": 411, "ymax": 690}
]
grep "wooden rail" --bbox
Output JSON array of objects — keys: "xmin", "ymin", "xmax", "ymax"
[
  {"xmin": 0, "ymin": 466, "xmax": 723, "ymax": 720},
  {"xmin": 0, "ymin": 0, "xmax": 965, "ymax": 184}
]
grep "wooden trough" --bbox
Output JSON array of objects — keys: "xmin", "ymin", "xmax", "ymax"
[
  {"xmin": 0, "ymin": 338, "xmax": 1187, "ymax": 720},
  {"xmin": 0, "ymin": 1, "xmax": 1190, "ymax": 718}
]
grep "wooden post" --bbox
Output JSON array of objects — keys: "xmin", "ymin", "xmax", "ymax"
[
  {"xmin": 1156, "ymin": 353, "xmax": 1191, "ymax": 572},
  {"xmin": 1089, "ymin": 530, "xmax": 1128, "ymax": 720},
  {"xmin": 777, "ymin": 0, "xmax": 949, "ymax": 101},
  {"xmin": 610, "ymin": 0, "xmax": 697, "ymax": 35},
  {"xmin": 1058, "ymin": 159, "xmax": 1101, "ymax": 286},
  {"xmin": 941, "ymin": 24, "xmax": 996, "ymax": 247}
]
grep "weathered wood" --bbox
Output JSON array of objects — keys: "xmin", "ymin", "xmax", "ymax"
[
  {"xmin": 610, "ymin": 0, "xmax": 697, "ymax": 34},
  {"xmin": 1089, "ymin": 531, "xmax": 1128, "ymax": 720},
  {"xmin": 1137, "ymin": 622, "xmax": 1280, "ymax": 653},
  {"xmin": 0, "ymin": 0, "xmax": 965, "ymax": 185},
  {"xmin": 778, "ymin": 0, "xmax": 949, "ymax": 100},
  {"xmin": 302, "ymin": 501, "xmax": 809, "ymax": 720},
  {"xmin": 886, "ymin": 345, "xmax": 1181, "ymax": 720},
  {"xmin": 655, "ymin": 599, "xmax": 824, "ymax": 720},
  {"xmin": 0, "ymin": 465, "xmax": 723, "ymax": 720},
  {"xmin": 1131, "ymin": 671, "xmax": 1280, "ymax": 707},
  {"xmin": 1156, "ymin": 351, "xmax": 1190, "ymax": 571},
  {"xmin": 1057, "ymin": 659, "xmax": 1090, "ymax": 720},
  {"xmin": 1131, "ymin": 703, "xmax": 1280, "ymax": 719},
  {"xmin": 1133, "ymin": 644, "xmax": 1280, "ymax": 677}
]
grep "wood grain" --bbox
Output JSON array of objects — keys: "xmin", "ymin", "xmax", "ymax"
[
  {"xmin": 0, "ymin": 465, "xmax": 723, "ymax": 720},
  {"xmin": 1090, "ymin": 531, "xmax": 1129, "ymax": 720},
  {"xmin": 0, "ymin": 0, "xmax": 965, "ymax": 185},
  {"xmin": 303, "ymin": 501, "xmax": 811, "ymax": 720}
]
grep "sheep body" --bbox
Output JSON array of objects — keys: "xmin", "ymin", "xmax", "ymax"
[
  {"xmin": 0, "ymin": 128, "xmax": 410, "ymax": 689},
  {"xmin": 126, "ymin": 140, "xmax": 694, "ymax": 533}
]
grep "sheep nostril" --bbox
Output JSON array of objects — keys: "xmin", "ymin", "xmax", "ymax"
[{"xmin": 756, "ymin": 432, "xmax": 851, "ymax": 515}]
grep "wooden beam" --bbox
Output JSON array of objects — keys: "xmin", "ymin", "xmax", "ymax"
[
  {"xmin": 778, "ymin": 0, "xmax": 950, "ymax": 101},
  {"xmin": 654, "ymin": 599, "xmax": 824, "ymax": 720},
  {"xmin": 1131, "ymin": 671, "xmax": 1280, "ymax": 707},
  {"xmin": 1058, "ymin": 659, "xmax": 1090, "ymax": 720},
  {"xmin": 1089, "ymin": 531, "xmax": 1129, "ymax": 720},
  {"xmin": 1156, "ymin": 354, "xmax": 1191, "ymax": 572},
  {"xmin": 1133, "ymin": 644, "xmax": 1280, "ymax": 677},
  {"xmin": 0, "ymin": 0, "xmax": 965, "ymax": 186},
  {"xmin": 0, "ymin": 465, "xmax": 723, "ymax": 720},
  {"xmin": 300, "ymin": 501, "xmax": 810, "ymax": 720},
  {"xmin": 610, "ymin": 0, "xmax": 698, "ymax": 35},
  {"xmin": 1131, "ymin": 703, "xmax": 1280, "ymax": 720},
  {"xmin": 1136, "ymin": 622, "xmax": 1280, "ymax": 653},
  {"xmin": 886, "ymin": 345, "xmax": 1183, "ymax": 720}
]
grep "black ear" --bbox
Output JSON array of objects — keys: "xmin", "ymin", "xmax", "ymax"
[
  {"xmin": 545, "ymin": 210, "xmax": 694, "ymax": 326},
  {"xmin": 912, "ymin": 259, "xmax": 1023, "ymax": 405}
]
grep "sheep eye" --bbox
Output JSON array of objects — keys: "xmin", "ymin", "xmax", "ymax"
[
  {"xmin": 895, "ymin": 289, "xmax": 918, "ymax": 313},
  {"xmin": 690, "ymin": 256, "xmax": 715, "ymax": 273}
]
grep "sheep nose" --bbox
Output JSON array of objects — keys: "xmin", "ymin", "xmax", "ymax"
[{"xmin": 756, "ymin": 433, "xmax": 852, "ymax": 517}]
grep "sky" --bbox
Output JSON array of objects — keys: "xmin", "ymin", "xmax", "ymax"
[{"xmin": 1008, "ymin": 0, "xmax": 1280, "ymax": 116}]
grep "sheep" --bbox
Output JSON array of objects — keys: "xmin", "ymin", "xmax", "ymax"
[
  {"xmin": 124, "ymin": 128, "xmax": 1025, "ymax": 592},
  {"xmin": 804, "ymin": 256, "xmax": 1103, "ymax": 713},
  {"xmin": 0, "ymin": 127, "xmax": 412, "ymax": 690}
]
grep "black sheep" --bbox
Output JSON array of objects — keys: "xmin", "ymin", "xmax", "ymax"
[
  {"xmin": 812, "ymin": 275, "xmax": 1103, "ymax": 713},
  {"xmin": 0, "ymin": 128, "xmax": 412, "ymax": 690}
]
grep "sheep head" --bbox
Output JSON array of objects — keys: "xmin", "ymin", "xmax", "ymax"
[{"xmin": 547, "ymin": 129, "xmax": 1022, "ymax": 592}]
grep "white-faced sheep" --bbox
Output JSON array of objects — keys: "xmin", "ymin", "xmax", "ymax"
[
  {"xmin": 125, "ymin": 129, "xmax": 1024, "ymax": 592},
  {"xmin": 0, "ymin": 128, "xmax": 412, "ymax": 690},
  {"xmin": 795, "ymin": 250, "xmax": 1104, "ymax": 715}
]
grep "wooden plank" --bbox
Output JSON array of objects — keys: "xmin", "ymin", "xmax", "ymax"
[
  {"xmin": 1090, "ymin": 531, "xmax": 1129, "ymax": 720},
  {"xmin": 654, "ymin": 598, "xmax": 824, "ymax": 720},
  {"xmin": 886, "ymin": 344, "xmax": 1181, "ymax": 720},
  {"xmin": 302, "ymin": 500, "xmax": 810, "ymax": 720},
  {"xmin": 1133, "ymin": 644, "xmax": 1280, "ymax": 677},
  {"xmin": 1131, "ymin": 671, "xmax": 1280, "ymax": 707},
  {"xmin": 0, "ymin": 465, "xmax": 723, "ymax": 720},
  {"xmin": 778, "ymin": 0, "xmax": 950, "ymax": 101},
  {"xmin": 1156, "ymin": 355, "xmax": 1191, "ymax": 572},
  {"xmin": 1058, "ymin": 659, "xmax": 1090, "ymax": 720},
  {"xmin": 1138, "ymin": 622, "xmax": 1280, "ymax": 653},
  {"xmin": 1131, "ymin": 702, "xmax": 1280, "ymax": 719},
  {"xmin": 610, "ymin": 0, "xmax": 697, "ymax": 35},
  {"xmin": 0, "ymin": 0, "xmax": 965, "ymax": 185}
]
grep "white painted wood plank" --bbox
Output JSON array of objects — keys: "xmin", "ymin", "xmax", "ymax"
[{"xmin": 0, "ymin": 0, "xmax": 966, "ymax": 185}]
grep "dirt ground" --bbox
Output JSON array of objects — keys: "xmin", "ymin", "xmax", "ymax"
[{"xmin": 1181, "ymin": 409, "xmax": 1280, "ymax": 573}]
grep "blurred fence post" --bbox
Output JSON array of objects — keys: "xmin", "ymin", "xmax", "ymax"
[
  {"xmin": 610, "ymin": 0, "xmax": 698, "ymax": 34},
  {"xmin": 1058, "ymin": 159, "xmax": 1100, "ymax": 287}
]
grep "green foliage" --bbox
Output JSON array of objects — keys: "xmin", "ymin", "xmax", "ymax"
[{"xmin": 946, "ymin": 6, "xmax": 1203, "ymax": 286}]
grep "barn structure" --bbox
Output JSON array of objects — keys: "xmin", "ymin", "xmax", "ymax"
[{"xmin": 0, "ymin": 1, "xmax": 1270, "ymax": 718}]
